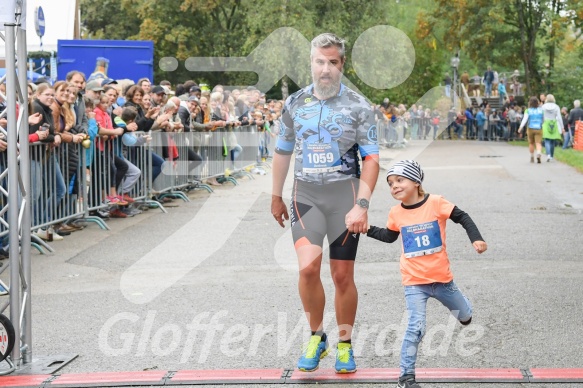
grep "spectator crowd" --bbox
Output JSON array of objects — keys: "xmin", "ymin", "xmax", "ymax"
[{"xmin": 0, "ymin": 66, "xmax": 581, "ymax": 259}]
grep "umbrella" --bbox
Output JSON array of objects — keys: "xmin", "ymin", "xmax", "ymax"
[{"xmin": 0, "ymin": 68, "xmax": 48, "ymax": 82}]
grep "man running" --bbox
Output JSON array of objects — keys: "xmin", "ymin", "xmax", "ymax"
[{"xmin": 271, "ymin": 32, "xmax": 379, "ymax": 373}]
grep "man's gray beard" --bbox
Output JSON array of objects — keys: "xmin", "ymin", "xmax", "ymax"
[{"xmin": 313, "ymin": 78, "xmax": 341, "ymax": 100}]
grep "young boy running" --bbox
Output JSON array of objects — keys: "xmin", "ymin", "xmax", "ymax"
[{"xmin": 366, "ymin": 160, "xmax": 487, "ymax": 388}]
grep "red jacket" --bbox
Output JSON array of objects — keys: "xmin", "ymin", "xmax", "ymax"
[{"xmin": 94, "ymin": 106, "xmax": 112, "ymax": 152}]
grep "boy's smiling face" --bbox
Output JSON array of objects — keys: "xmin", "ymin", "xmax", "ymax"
[{"xmin": 387, "ymin": 174, "xmax": 419, "ymax": 204}]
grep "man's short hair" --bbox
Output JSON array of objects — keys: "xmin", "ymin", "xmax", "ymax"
[
  {"xmin": 137, "ymin": 77, "xmax": 151, "ymax": 86},
  {"xmin": 311, "ymin": 33, "xmax": 346, "ymax": 58},
  {"xmin": 574, "ymin": 100, "xmax": 581, "ymax": 108},
  {"xmin": 160, "ymin": 80, "xmax": 172, "ymax": 87},
  {"xmin": 121, "ymin": 107, "xmax": 138, "ymax": 123},
  {"xmin": 66, "ymin": 70, "xmax": 86, "ymax": 82}
]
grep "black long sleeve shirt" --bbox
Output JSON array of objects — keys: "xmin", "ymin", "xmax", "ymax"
[{"xmin": 367, "ymin": 205, "xmax": 484, "ymax": 244}]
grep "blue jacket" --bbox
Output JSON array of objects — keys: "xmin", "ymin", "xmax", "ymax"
[
  {"xmin": 476, "ymin": 111, "xmax": 487, "ymax": 126},
  {"xmin": 465, "ymin": 109, "xmax": 474, "ymax": 120}
]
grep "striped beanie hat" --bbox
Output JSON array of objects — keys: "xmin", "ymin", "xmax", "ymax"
[{"xmin": 386, "ymin": 160, "xmax": 424, "ymax": 184}]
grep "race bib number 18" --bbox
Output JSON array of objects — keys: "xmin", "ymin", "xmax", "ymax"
[{"xmin": 401, "ymin": 220, "xmax": 443, "ymax": 259}]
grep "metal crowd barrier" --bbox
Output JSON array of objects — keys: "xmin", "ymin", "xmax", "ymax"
[
  {"xmin": 4, "ymin": 125, "xmax": 268, "ymax": 253},
  {"xmin": 149, "ymin": 125, "xmax": 262, "ymax": 196},
  {"xmin": 121, "ymin": 135, "xmax": 166, "ymax": 211},
  {"xmin": 29, "ymin": 141, "xmax": 87, "ymax": 252}
]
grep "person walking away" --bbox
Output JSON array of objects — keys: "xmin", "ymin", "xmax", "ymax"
[
  {"xmin": 518, "ymin": 97, "xmax": 544, "ymax": 163},
  {"xmin": 540, "ymin": 94, "xmax": 563, "ymax": 162}
]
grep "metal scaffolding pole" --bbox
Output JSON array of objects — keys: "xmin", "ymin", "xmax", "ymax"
[
  {"xmin": 0, "ymin": 1, "xmax": 77, "ymax": 375},
  {"xmin": 5, "ymin": 21, "xmax": 22, "ymax": 369},
  {"xmin": 17, "ymin": 14, "xmax": 33, "ymax": 366}
]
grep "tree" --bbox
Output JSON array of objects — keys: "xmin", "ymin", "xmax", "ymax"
[{"xmin": 80, "ymin": 0, "xmax": 141, "ymax": 40}]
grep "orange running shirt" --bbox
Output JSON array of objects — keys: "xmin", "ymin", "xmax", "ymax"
[{"xmin": 387, "ymin": 194, "xmax": 455, "ymax": 285}]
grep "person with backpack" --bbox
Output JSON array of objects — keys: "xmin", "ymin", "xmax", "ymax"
[
  {"xmin": 518, "ymin": 97, "xmax": 544, "ymax": 163},
  {"xmin": 540, "ymin": 94, "xmax": 563, "ymax": 162}
]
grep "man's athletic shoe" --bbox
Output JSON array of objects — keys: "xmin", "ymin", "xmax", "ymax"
[
  {"xmin": 334, "ymin": 342, "xmax": 356, "ymax": 373},
  {"xmin": 397, "ymin": 374, "xmax": 421, "ymax": 388},
  {"xmin": 297, "ymin": 335, "xmax": 328, "ymax": 372}
]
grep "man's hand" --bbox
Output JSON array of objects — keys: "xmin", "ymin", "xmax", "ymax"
[
  {"xmin": 53, "ymin": 134, "xmax": 62, "ymax": 146},
  {"xmin": 113, "ymin": 106, "xmax": 123, "ymax": 117},
  {"xmin": 126, "ymin": 122, "xmax": 138, "ymax": 132},
  {"xmin": 0, "ymin": 118, "xmax": 7, "ymax": 129},
  {"xmin": 0, "ymin": 139, "xmax": 7, "ymax": 152},
  {"xmin": 271, "ymin": 195, "xmax": 289, "ymax": 228},
  {"xmin": 345, "ymin": 205, "xmax": 368, "ymax": 234},
  {"xmin": 72, "ymin": 133, "xmax": 85, "ymax": 143}
]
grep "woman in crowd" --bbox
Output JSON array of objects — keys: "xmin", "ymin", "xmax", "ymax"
[
  {"xmin": 123, "ymin": 86, "xmax": 155, "ymax": 132},
  {"xmin": 30, "ymin": 84, "xmax": 67, "ymax": 240},
  {"xmin": 51, "ymin": 81, "xmax": 86, "ymax": 233}
]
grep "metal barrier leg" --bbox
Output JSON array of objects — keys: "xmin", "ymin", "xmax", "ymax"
[
  {"xmin": 194, "ymin": 183, "xmax": 214, "ymax": 193},
  {"xmin": 158, "ymin": 191, "xmax": 190, "ymax": 202},
  {"xmin": 31, "ymin": 232, "xmax": 55, "ymax": 254}
]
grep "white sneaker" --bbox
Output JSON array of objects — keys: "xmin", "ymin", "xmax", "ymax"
[
  {"xmin": 547, "ymin": 155, "xmax": 551, "ymax": 162},
  {"xmin": 34, "ymin": 229, "xmax": 64, "ymax": 241}
]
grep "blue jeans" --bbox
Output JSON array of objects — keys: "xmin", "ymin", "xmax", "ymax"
[
  {"xmin": 466, "ymin": 120, "xmax": 474, "ymax": 139},
  {"xmin": 30, "ymin": 160, "xmax": 43, "ymax": 227},
  {"xmin": 544, "ymin": 138, "xmax": 556, "ymax": 158},
  {"xmin": 150, "ymin": 152, "xmax": 164, "ymax": 182},
  {"xmin": 230, "ymin": 144, "xmax": 242, "ymax": 168},
  {"xmin": 400, "ymin": 281, "xmax": 472, "ymax": 377},
  {"xmin": 562, "ymin": 129, "xmax": 572, "ymax": 149},
  {"xmin": 45, "ymin": 153, "xmax": 66, "ymax": 223},
  {"xmin": 485, "ymin": 82, "xmax": 492, "ymax": 97}
]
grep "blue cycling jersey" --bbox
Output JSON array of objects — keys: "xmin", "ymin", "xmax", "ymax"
[
  {"xmin": 527, "ymin": 108, "xmax": 544, "ymax": 130},
  {"xmin": 275, "ymin": 83, "xmax": 379, "ymax": 184}
]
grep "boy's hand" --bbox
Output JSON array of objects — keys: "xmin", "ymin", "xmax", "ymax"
[{"xmin": 473, "ymin": 240, "xmax": 487, "ymax": 254}]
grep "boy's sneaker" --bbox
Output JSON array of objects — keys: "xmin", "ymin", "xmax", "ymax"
[
  {"xmin": 334, "ymin": 342, "xmax": 356, "ymax": 373},
  {"xmin": 397, "ymin": 375, "xmax": 421, "ymax": 388},
  {"xmin": 537, "ymin": 154, "xmax": 541, "ymax": 164},
  {"xmin": 460, "ymin": 316, "xmax": 472, "ymax": 325},
  {"xmin": 105, "ymin": 196, "xmax": 128, "ymax": 206},
  {"xmin": 297, "ymin": 335, "xmax": 328, "ymax": 372}
]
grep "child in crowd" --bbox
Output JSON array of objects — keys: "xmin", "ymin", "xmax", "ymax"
[{"xmin": 365, "ymin": 160, "xmax": 487, "ymax": 388}]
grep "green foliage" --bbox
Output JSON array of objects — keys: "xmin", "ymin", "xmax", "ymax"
[
  {"xmin": 77, "ymin": 0, "xmax": 583, "ymax": 104},
  {"xmin": 80, "ymin": 0, "xmax": 141, "ymax": 40}
]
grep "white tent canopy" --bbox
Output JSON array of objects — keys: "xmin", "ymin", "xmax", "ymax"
[{"xmin": 0, "ymin": 0, "xmax": 77, "ymax": 55}]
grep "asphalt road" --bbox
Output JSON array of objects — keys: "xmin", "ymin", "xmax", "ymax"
[{"xmin": 11, "ymin": 139, "xmax": 583, "ymax": 387}]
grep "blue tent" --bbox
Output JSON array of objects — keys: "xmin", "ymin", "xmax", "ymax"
[{"xmin": 0, "ymin": 68, "xmax": 48, "ymax": 82}]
